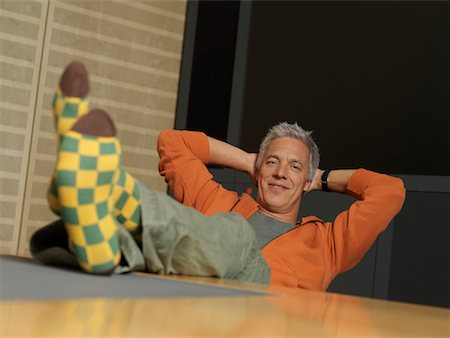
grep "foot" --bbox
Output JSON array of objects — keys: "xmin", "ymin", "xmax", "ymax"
[
  {"xmin": 56, "ymin": 109, "xmax": 121, "ymax": 274},
  {"xmin": 48, "ymin": 61, "xmax": 91, "ymax": 215}
]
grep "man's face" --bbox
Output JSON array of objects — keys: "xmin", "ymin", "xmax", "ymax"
[{"xmin": 256, "ymin": 137, "xmax": 311, "ymax": 216}]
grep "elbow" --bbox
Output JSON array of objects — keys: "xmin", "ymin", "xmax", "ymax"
[
  {"xmin": 389, "ymin": 176, "xmax": 407, "ymax": 213},
  {"xmin": 157, "ymin": 130, "xmax": 174, "ymax": 174},
  {"xmin": 157, "ymin": 129, "xmax": 176, "ymax": 156},
  {"xmin": 157, "ymin": 129, "xmax": 172, "ymax": 146}
]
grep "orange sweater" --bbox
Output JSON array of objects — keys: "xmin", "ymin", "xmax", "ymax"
[{"xmin": 157, "ymin": 130, "xmax": 406, "ymax": 290}]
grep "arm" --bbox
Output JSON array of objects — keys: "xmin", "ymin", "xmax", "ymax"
[
  {"xmin": 305, "ymin": 169, "xmax": 356, "ymax": 194},
  {"xmin": 321, "ymin": 169, "xmax": 406, "ymax": 276},
  {"xmin": 207, "ymin": 136, "xmax": 257, "ymax": 182},
  {"xmin": 157, "ymin": 130, "xmax": 241, "ymax": 215}
]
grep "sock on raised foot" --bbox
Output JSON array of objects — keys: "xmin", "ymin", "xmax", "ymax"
[
  {"xmin": 48, "ymin": 61, "xmax": 90, "ymax": 215},
  {"xmin": 56, "ymin": 109, "xmax": 142, "ymax": 273},
  {"xmin": 54, "ymin": 61, "xmax": 90, "ymax": 140},
  {"xmin": 56, "ymin": 110, "xmax": 121, "ymax": 273},
  {"xmin": 71, "ymin": 109, "xmax": 142, "ymax": 237},
  {"xmin": 47, "ymin": 62, "xmax": 141, "ymax": 236}
]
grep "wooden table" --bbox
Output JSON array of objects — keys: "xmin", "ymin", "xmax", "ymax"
[{"xmin": 1, "ymin": 272, "xmax": 448, "ymax": 337}]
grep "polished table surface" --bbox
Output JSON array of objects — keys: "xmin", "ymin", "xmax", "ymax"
[{"xmin": 1, "ymin": 272, "xmax": 448, "ymax": 337}]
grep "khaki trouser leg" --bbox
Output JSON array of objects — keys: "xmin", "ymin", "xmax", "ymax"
[{"xmin": 139, "ymin": 183, "xmax": 270, "ymax": 284}]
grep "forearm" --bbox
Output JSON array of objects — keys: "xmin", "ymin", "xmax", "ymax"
[
  {"xmin": 207, "ymin": 136, "xmax": 254, "ymax": 174},
  {"xmin": 312, "ymin": 169, "xmax": 356, "ymax": 194},
  {"xmin": 157, "ymin": 130, "xmax": 243, "ymax": 214}
]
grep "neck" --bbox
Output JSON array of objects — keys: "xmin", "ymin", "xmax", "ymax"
[{"xmin": 258, "ymin": 206, "xmax": 299, "ymax": 225}]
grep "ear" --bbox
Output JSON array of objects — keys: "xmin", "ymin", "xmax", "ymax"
[
  {"xmin": 303, "ymin": 180, "xmax": 312, "ymax": 193},
  {"xmin": 254, "ymin": 171, "xmax": 260, "ymax": 186}
]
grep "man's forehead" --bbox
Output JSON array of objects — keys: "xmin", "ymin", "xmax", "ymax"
[{"xmin": 266, "ymin": 137, "xmax": 309, "ymax": 160}]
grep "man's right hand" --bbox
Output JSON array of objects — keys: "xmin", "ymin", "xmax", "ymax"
[{"xmin": 247, "ymin": 153, "xmax": 258, "ymax": 186}]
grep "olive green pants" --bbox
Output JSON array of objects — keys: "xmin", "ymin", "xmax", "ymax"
[{"xmin": 30, "ymin": 183, "xmax": 270, "ymax": 285}]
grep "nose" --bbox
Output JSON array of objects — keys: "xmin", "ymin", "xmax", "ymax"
[{"xmin": 273, "ymin": 163, "xmax": 288, "ymax": 179}]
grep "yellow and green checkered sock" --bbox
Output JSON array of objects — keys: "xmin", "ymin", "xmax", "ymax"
[
  {"xmin": 53, "ymin": 87, "xmax": 90, "ymax": 141},
  {"xmin": 56, "ymin": 131, "xmax": 121, "ymax": 273},
  {"xmin": 48, "ymin": 88, "xmax": 90, "ymax": 214},
  {"xmin": 111, "ymin": 169, "xmax": 142, "ymax": 239},
  {"xmin": 48, "ymin": 62, "xmax": 142, "ymax": 240},
  {"xmin": 48, "ymin": 62, "xmax": 90, "ymax": 215}
]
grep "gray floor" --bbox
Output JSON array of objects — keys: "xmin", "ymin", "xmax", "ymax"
[{"xmin": 0, "ymin": 256, "xmax": 266, "ymax": 300}]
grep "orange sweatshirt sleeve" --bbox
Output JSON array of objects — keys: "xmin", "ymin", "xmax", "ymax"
[
  {"xmin": 157, "ymin": 130, "xmax": 241, "ymax": 216},
  {"xmin": 327, "ymin": 169, "xmax": 406, "ymax": 277}
]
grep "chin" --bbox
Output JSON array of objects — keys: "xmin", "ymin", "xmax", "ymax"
[{"xmin": 265, "ymin": 202, "xmax": 287, "ymax": 213}]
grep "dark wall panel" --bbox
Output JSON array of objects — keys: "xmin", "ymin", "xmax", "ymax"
[
  {"xmin": 388, "ymin": 191, "xmax": 449, "ymax": 308},
  {"xmin": 241, "ymin": 1, "xmax": 448, "ymax": 176},
  {"xmin": 185, "ymin": 0, "xmax": 240, "ymax": 141}
]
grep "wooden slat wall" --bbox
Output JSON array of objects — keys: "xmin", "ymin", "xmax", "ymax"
[
  {"xmin": 0, "ymin": 0, "xmax": 49, "ymax": 255},
  {"xmin": 0, "ymin": 0, "xmax": 187, "ymax": 256}
]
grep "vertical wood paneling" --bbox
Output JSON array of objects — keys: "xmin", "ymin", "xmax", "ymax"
[
  {"xmin": 0, "ymin": 0, "xmax": 49, "ymax": 255},
  {"xmin": 3, "ymin": 0, "xmax": 187, "ymax": 257}
]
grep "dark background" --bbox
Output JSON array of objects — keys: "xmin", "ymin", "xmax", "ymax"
[
  {"xmin": 241, "ymin": 1, "xmax": 448, "ymax": 176},
  {"xmin": 186, "ymin": 1, "xmax": 240, "ymax": 140}
]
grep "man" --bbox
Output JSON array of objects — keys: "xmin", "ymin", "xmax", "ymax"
[
  {"xmin": 31, "ymin": 61, "xmax": 405, "ymax": 291},
  {"xmin": 157, "ymin": 126, "xmax": 406, "ymax": 290}
]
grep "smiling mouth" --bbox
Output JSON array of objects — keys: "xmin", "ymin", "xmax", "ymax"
[{"xmin": 268, "ymin": 183, "xmax": 289, "ymax": 192}]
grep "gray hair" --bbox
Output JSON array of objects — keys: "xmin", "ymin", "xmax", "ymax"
[{"xmin": 255, "ymin": 122, "xmax": 320, "ymax": 181}]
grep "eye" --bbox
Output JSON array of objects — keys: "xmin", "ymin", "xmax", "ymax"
[
  {"xmin": 266, "ymin": 159, "xmax": 277, "ymax": 166},
  {"xmin": 291, "ymin": 163, "xmax": 301, "ymax": 171}
]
